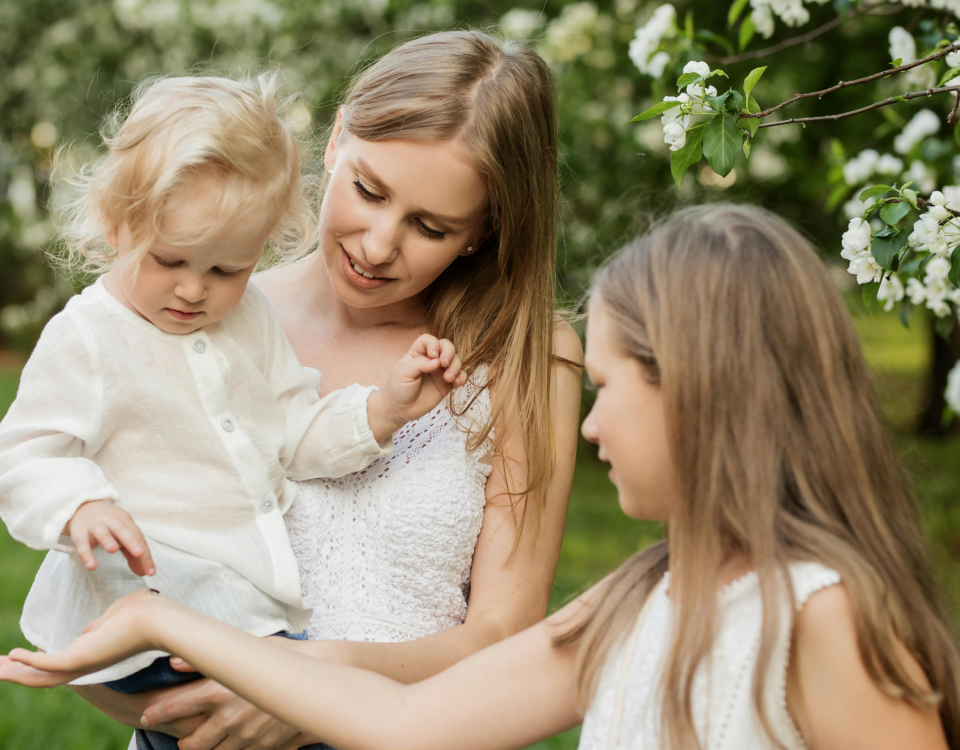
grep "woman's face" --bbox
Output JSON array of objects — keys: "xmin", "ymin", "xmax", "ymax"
[
  {"xmin": 320, "ymin": 115, "xmax": 489, "ymax": 310},
  {"xmin": 580, "ymin": 302, "xmax": 675, "ymax": 521}
]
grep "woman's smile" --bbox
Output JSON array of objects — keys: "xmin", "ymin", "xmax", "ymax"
[{"xmin": 340, "ymin": 246, "xmax": 392, "ymax": 290}]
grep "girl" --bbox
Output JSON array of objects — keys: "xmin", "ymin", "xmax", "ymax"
[
  {"xmin": 4, "ymin": 203, "xmax": 957, "ymax": 749},
  {"xmin": 0, "ymin": 72, "xmax": 466, "ymax": 744}
]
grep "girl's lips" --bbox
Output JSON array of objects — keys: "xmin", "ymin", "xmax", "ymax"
[
  {"xmin": 166, "ymin": 309, "xmax": 202, "ymax": 322},
  {"xmin": 340, "ymin": 247, "xmax": 391, "ymax": 290}
]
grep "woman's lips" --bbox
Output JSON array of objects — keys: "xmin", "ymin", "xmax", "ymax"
[
  {"xmin": 166, "ymin": 309, "xmax": 202, "ymax": 321},
  {"xmin": 340, "ymin": 247, "xmax": 391, "ymax": 290}
]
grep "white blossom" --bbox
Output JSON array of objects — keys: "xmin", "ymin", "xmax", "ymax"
[
  {"xmin": 843, "ymin": 197, "xmax": 868, "ymax": 219},
  {"xmin": 926, "ymin": 256, "xmax": 952, "ymax": 279},
  {"xmin": 628, "ymin": 4, "xmax": 676, "ymax": 76},
  {"xmin": 947, "ymin": 50, "xmax": 960, "ymax": 68},
  {"xmin": 876, "ymin": 154, "xmax": 904, "ymax": 175},
  {"xmin": 847, "ymin": 252, "xmax": 885, "ymax": 284},
  {"xmin": 751, "ymin": 5, "xmax": 775, "ymax": 37},
  {"xmin": 889, "ymin": 26, "xmax": 917, "ymax": 65},
  {"xmin": 682, "ymin": 60, "xmax": 710, "ymax": 77},
  {"xmin": 500, "ymin": 9, "xmax": 544, "ymax": 38},
  {"xmin": 841, "ymin": 217, "xmax": 872, "ymax": 255},
  {"xmin": 877, "ymin": 273, "xmax": 905, "ymax": 311},
  {"xmin": 663, "ymin": 120, "xmax": 687, "ymax": 151},
  {"xmin": 906, "ymin": 277, "xmax": 927, "ymax": 304},
  {"xmin": 894, "ymin": 110, "xmax": 941, "ymax": 154},
  {"xmin": 946, "ymin": 361, "xmax": 960, "ymax": 413},
  {"xmin": 843, "ymin": 149, "xmax": 879, "ymax": 185}
]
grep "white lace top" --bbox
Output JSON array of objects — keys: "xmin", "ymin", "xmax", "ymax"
[
  {"xmin": 579, "ymin": 562, "xmax": 841, "ymax": 750},
  {"xmin": 285, "ymin": 369, "xmax": 494, "ymax": 642}
]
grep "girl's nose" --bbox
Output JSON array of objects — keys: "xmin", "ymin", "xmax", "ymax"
[{"xmin": 581, "ymin": 408, "xmax": 599, "ymax": 444}]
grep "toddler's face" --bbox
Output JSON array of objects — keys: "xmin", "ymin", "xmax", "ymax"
[
  {"xmin": 107, "ymin": 181, "xmax": 273, "ymax": 335},
  {"xmin": 581, "ymin": 303, "xmax": 675, "ymax": 522}
]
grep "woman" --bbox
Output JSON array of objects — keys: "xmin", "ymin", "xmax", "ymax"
[
  {"xmin": 5, "ymin": 204, "xmax": 956, "ymax": 749},
  {"xmin": 67, "ymin": 30, "xmax": 583, "ymax": 750}
]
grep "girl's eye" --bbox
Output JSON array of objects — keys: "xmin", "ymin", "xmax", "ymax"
[
  {"xmin": 415, "ymin": 218, "xmax": 446, "ymax": 241},
  {"xmin": 154, "ymin": 256, "xmax": 181, "ymax": 268},
  {"xmin": 353, "ymin": 180, "xmax": 383, "ymax": 203},
  {"xmin": 212, "ymin": 267, "xmax": 239, "ymax": 278}
]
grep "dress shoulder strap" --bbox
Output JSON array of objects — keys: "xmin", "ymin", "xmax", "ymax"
[{"xmin": 788, "ymin": 561, "xmax": 842, "ymax": 610}]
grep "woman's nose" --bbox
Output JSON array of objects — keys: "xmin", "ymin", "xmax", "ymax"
[{"xmin": 362, "ymin": 217, "xmax": 402, "ymax": 267}]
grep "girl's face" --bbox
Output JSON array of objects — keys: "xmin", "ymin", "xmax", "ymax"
[
  {"xmin": 320, "ymin": 115, "xmax": 489, "ymax": 311},
  {"xmin": 581, "ymin": 303, "xmax": 675, "ymax": 521}
]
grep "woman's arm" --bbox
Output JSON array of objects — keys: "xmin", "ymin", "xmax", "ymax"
[
  {"xmin": 3, "ymin": 591, "xmax": 586, "ymax": 750},
  {"xmin": 787, "ymin": 584, "xmax": 949, "ymax": 750}
]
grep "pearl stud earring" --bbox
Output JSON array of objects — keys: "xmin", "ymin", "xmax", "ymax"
[
  {"xmin": 325, "ymin": 166, "xmax": 333, "ymax": 175},
  {"xmin": 464, "ymin": 245, "xmax": 475, "ymax": 255}
]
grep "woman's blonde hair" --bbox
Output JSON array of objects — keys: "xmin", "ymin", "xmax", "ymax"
[
  {"xmin": 52, "ymin": 72, "xmax": 317, "ymax": 276},
  {"xmin": 337, "ymin": 30, "xmax": 562, "ymax": 539},
  {"xmin": 558, "ymin": 204, "xmax": 960, "ymax": 749}
]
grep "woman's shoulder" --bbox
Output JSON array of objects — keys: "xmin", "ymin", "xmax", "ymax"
[
  {"xmin": 251, "ymin": 259, "xmax": 313, "ymax": 328},
  {"xmin": 553, "ymin": 315, "xmax": 584, "ymax": 365}
]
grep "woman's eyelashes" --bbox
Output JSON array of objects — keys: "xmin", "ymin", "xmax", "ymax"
[{"xmin": 352, "ymin": 179, "xmax": 447, "ymax": 241}]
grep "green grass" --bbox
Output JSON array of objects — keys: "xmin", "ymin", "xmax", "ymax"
[{"xmin": 1, "ymin": 304, "xmax": 958, "ymax": 749}]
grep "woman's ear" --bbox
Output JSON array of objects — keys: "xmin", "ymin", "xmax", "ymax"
[{"xmin": 324, "ymin": 108, "xmax": 346, "ymax": 172}]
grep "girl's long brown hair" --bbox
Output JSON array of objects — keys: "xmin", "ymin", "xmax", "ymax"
[
  {"xmin": 558, "ymin": 204, "xmax": 960, "ymax": 749},
  {"xmin": 336, "ymin": 31, "xmax": 561, "ymax": 540}
]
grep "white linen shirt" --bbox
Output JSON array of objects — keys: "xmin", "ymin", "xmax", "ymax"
[{"xmin": 0, "ymin": 277, "xmax": 391, "ymax": 683}]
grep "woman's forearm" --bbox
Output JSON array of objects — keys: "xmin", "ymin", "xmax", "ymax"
[
  {"xmin": 293, "ymin": 617, "xmax": 507, "ymax": 684},
  {"xmin": 69, "ymin": 683, "xmax": 204, "ymax": 738}
]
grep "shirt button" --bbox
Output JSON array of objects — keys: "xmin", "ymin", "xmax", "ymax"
[
  {"xmin": 260, "ymin": 496, "xmax": 275, "ymax": 513},
  {"xmin": 221, "ymin": 417, "xmax": 235, "ymax": 432},
  {"xmin": 193, "ymin": 339, "xmax": 206, "ymax": 353}
]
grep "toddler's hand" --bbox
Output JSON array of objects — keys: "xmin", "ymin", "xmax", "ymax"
[
  {"xmin": 367, "ymin": 334, "xmax": 468, "ymax": 442},
  {"xmin": 63, "ymin": 500, "xmax": 156, "ymax": 577}
]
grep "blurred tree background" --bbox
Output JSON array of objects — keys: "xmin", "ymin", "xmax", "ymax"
[{"xmin": 2, "ymin": 0, "xmax": 960, "ymax": 748}]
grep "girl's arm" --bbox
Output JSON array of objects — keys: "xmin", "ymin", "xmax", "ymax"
[
  {"xmin": 787, "ymin": 584, "xmax": 949, "ymax": 750},
  {"xmin": 67, "ymin": 684, "xmax": 204, "ymax": 739},
  {"xmin": 3, "ymin": 590, "xmax": 586, "ymax": 750}
]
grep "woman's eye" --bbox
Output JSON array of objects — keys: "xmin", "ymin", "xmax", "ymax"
[
  {"xmin": 415, "ymin": 218, "xmax": 446, "ymax": 241},
  {"xmin": 353, "ymin": 180, "xmax": 383, "ymax": 203}
]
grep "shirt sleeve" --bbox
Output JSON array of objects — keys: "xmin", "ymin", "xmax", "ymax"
[
  {"xmin": 251, "ymin": 289, "xmax": 393, "ymax": 481},
  {"xmin": 0, "ymin": 309, "xmax": 119, "ymax": 552}
]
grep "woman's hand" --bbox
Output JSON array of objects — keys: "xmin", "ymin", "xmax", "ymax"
[
  {"xmin": 0, "ymin": 590, "xmax": 162, "ymax": 687},
  {"xmin": 141, "ymin": 677, "xmax": 315, "ymax": 750}
]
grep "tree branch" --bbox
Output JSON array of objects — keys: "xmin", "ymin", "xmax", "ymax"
[
  {"xmin": 741, "ymin": 43, "xmax": 960, "ymax": 120},
  {"xmin": 885, "ymin": 195, "xmax": 960, "ymax": 220},
  {"xmin": 713, "ymin": 1, "xmax": 901, "ymax": 66},
  {"xmin": 756, "ymin": 85, "xmax": 960, "ymax": 128},
  {"xmin": 949, "ymin": 90, "xmax": 960, "ymax": 123}
]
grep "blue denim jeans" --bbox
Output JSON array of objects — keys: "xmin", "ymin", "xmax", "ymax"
[{"xmin": 108, "ymin": 633, "xmax": 334, "ymax": 750}]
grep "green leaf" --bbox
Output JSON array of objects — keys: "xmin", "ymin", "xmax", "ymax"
[
  {"xmin": 695, "ymin": 30, "xmax": 735, "ymax": 55},
  {"xmin": 826, "ymin": 183, "xmax": 852, "ymax": 211},
  {"xmin": 858, "ymin": 184, "xmax": 894, "ymax": 201},
  {"xmin": 685, "ymin": 11, "xmax": 694, "ymax": 39},
  {"xmin": 629, "ymin": 99, "xmax": 682, "ymax": 122},
  {"xmin": 728, "ymin": 0, "xmax": 750, "ymax": 27},
  {"xmin": 890, "ymin": 57, "xmax": 903, "ymax": 68},
  {"xmin": 743, "ymin": 138, "xmax": 751, "ymax": 158},
  {"xmin": 862, "ymin": 281, "xmax": 881, "ymax": 315},
  {"xmin": 724, "ymin": 89, "xmax": 744, "ymax": 113},
  {"xmin": 936, "ymin": 314, "xmax": 956, "ymax": 340},
  {"xmin": 704, "ymin": 90, "xmax": 732, "ymax": 112},
  {"xmin": 871, "ymin": 229, "xmax": 910, "ymax": 270},
  {"xmin": 703, "ymin": 114, "xmax": 741, "ymax": 177},
  {"xmin": 738, "ymin": 14, "xmax": 755, "ymax": 52},
  {"xmin": 899, "ymin": 299, "xmax": 914, "ymax": 328},
  {"xmin": 950, "ymin": 245, "xmax": 960, "ymax": 287},
  {"xmin": 670, "ymin": 123, "xmax": 705, "ymax": 186},
  {"xmin": 939, "ymin": 66, "xmax": 960, "ymax": 87},
  {"xmin": 677, "ymin": 72, "xmax": 702, "ymax": 89},
  {"xmin": 879, "ymin": 200, "xmax": 911, "ymax": 226},
  {"xmin": 743, "ymin": 66, "xmax": 767, "ymax": 97},
  {"xmin": 902, "ymin": 188, "xmax": 919, "ymax": 209}
]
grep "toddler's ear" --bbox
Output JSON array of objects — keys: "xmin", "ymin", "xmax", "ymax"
[{"xmin": 103, "ymin": 222, "xmax": 120, "ymax": 249}]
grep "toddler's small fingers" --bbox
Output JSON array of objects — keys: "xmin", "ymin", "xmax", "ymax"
[
  {"xmin": 108, "ymin": 519, "xmax": 148, "ymax": 559},
  {"xmin": 90, "ymin": 523, "xmax": 119, "ymax": 554},
  {"xmin": 73, "ymin": 535, "xmax": 97, "ymax": 571},
  {"xmin": 438, "ymin": 339, "xmax": 456, "ymax": 367},
  {"xmin": 413, "ymin": 333, "xmax": 441, "ymax": 359}
]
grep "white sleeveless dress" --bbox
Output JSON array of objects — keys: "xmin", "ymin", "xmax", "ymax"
[
  {"xmin": 578, "ymin": 562, "xmax": 841, "ymax": 750},
  {"xmin": 285, "ymin": 371, "xmax": 494, "ymax": 642}
]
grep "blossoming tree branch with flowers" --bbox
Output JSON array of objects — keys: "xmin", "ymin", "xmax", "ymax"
[{"xmin": 628, "ymin": 0, "xmax": 960, "ymax": 418}]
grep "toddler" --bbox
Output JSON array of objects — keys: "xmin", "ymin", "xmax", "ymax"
[{"xmin": 0, "ymin": 74, "xmax": 466, "ymax": 697}]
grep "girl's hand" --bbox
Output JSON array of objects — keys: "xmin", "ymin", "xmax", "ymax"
[
  {"xmin": 367, "ymin": 334, "xmax": 467, "ymax": 442},
  {"xmin": 0, "ymin": 590, "xmax": 162, "ymax": 687},
  {"xmin": 64, "ymin": 500, "xmax": 156, "ymax": 577}
]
